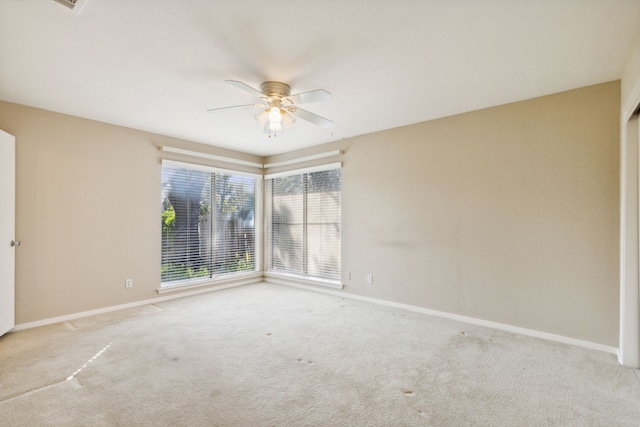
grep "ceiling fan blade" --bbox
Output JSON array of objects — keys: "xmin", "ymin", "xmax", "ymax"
[
  {"xmin": 284, "ymin": 89, "xmax": 332, "ymax": 105},
  {"xmin": 291, "ymin": 107, "xmax": 333, "ymax": 129},
  {"xmin": 225, "ymin": 80, "xmax": 266, "ymax": 98},
  {"xmin": 207, "ymin": 104, "xmax": 264, "ymax": 113}
]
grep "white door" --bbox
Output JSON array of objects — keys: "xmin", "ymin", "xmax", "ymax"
[
  {"xmin": 620, "ymin": 115, "xmax": 640, "ymax": 368},
  {"xmin": 0, "ymin": 130, "xmax": 16, "ymax": 336}
]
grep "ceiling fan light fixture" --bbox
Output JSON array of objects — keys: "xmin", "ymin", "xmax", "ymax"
[
  {"xmin": 255, "ymin": 110, "xmax": 269, "ymax": 126},
  {"xmin": 269, "ymin": 121, "xmax": 282, "ymax": 132},
  {"xmin": 281, "ymin": 111, "xmax": 296, "ymax": 128},
  {"xmin": 268, "ymin": 106, "xmax": 282, "ymax": 124}
]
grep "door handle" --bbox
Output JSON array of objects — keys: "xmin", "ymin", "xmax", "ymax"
[{"xmin": 10, "ymin": 240, "xmax": 20, "ymax": 247}]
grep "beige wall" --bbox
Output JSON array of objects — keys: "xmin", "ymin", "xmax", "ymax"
[
  {"xmin": 0, "ymin": 101, "xmax": 261, "ymax": 324},
  {"xmin": 1, "ymin": 80, "xmax": 621, "ymax": 346},
  {"xmin": 269, "ymin": 81, "xmax": 621, "ymax": 346}
]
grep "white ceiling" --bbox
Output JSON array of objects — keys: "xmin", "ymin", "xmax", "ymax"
[{"xmin": 1, "ymin": 0, "xmax": 639, "ymax": 156}]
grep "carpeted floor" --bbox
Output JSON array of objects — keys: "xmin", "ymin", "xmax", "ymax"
[{"xmin": 1, "ymin": 283, "xmax": 639, "ymax": 426}]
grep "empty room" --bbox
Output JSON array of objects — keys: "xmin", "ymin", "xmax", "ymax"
[{"xmin": 1, "ymin": 0, "xmax": 640, "ymax": 425}]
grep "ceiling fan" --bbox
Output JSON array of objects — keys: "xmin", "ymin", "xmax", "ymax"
[{"xmin": 207, "ymin": 80, "xmax": 333, "ymax": 135}]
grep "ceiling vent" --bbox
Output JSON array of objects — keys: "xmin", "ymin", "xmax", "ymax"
[{"xmin": 53, "ymin": 0, "xmax": 78, "ymax": 10}]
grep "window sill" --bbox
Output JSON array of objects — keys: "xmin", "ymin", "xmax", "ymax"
[
  {"xmin": 157, "ymin": 271, "xmax": 263, "ymax": 294},
  {"xmin": 263, "ymin": 272, "xmax": 343, "ymax": 290}
]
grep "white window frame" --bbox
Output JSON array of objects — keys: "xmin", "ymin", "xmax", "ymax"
[
  {"xmin": 159, "ymin": 160, "xmax": 263, "ymax": 291},
  {"xmin": 264, "ymin": 162, "xmax": 342, "ymax": 288}
]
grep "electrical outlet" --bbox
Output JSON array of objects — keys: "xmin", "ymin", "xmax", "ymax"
[
  {"xmin": 367, "ymin": 274, "xmax": 373, "ymax": 284},
  {"xmin": 346, "ymin": 272, "xmax": 351, "ymax": 280},
  {"xmin": 125, "ymin": 278, "xmax": 133, "ymax": 289}
]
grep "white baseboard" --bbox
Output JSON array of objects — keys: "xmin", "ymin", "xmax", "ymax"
[
  {"xmin": 12, "ymin": 278, "xmax": 260, "ymax": 332},
  {"xmin": 269, "ymin": 279, "xmax": 619, "ymax": 356}
]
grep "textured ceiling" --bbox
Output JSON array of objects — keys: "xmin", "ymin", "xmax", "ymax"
[{"xmin": 1, "ymin": 0, "xmax": 639, "ymax": 156}]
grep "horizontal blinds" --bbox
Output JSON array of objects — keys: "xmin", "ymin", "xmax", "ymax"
[
  {"xmin": 211, "ymin": 173, "xmax": 256, "ymax": 276},
  {"xmin": 306, "ymin": 169, "xmax": 341, "ymax": 280},
  {"xmin": 266, "ymin": 167, "xmax": 341, "ymax": 281},
  {"xmin": 161, "ymin": 164, "xmax": 256, "ymax": 285},
  {"xmin": 269, "ymin": 174, "xmax": 304, "ymax": 275}
]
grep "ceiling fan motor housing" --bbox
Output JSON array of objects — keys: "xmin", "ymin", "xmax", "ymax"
[{"xmin": 260, "ymin": 81, "xmax": 291, "ymax": 99}]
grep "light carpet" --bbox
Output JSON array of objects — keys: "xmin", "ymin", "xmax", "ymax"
[{"xmin": 1, "ymin": 283, "xmax": 639, "ymax": 426}]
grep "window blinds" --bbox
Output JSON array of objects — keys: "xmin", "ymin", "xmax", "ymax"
[
  {"xmin": 265, "ymin": 166, "xmax": 341, "ymax": 282},
  {"xmin": 161, "ymin": 163, "xmax": 257, "ymax": 285}
]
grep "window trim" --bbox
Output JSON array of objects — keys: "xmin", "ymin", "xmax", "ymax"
[
  {"xmin": 160, "ymin": 159, "xmax": 263, "ymax": 289},
  {"xmin": 156, "ymin": 271, "xmax": 263, "ymax": 294},
  {"xmin": 162, "ymin": 159, "xmax": 262, "ymax": 179},
  {"xmin": 264, "ymin": 163, "xmax": 342, "ymax": 286},
  {"xmin": 263, "ymin": 271, "xmax": 343, "ymax": 290}
]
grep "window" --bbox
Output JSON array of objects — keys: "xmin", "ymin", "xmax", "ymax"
[
  {"xmin": 265, "ymin": 165, "xmax": 341, "ymax": 282},
  {"xmin": 161, "ymin": 162, "xmax": 257, "ymax": 286}
]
